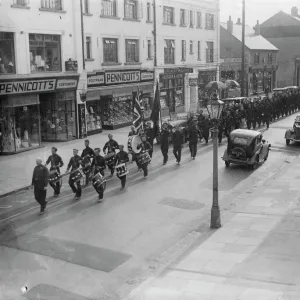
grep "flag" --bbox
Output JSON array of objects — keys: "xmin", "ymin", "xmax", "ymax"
[
  {"xmin": 151, "ymin": 81, "xmax": 161, "ymax": 138},
  {"xmin": 133, "ymin": 90, "xmax": 143, "ymax": 131}
]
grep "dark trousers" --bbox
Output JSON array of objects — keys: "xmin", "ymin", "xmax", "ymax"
[
  {"xmin": 263, "ymin": 116, "xmax": 270, "ymax": 128},
  {"xmin": 69, "ymin": 177, "xmax": 82, "ymax": 197},
  {"xmin": 50, "ymin": 181, "xmax": 60, "ymax": 195},
  {"xmin": 85, "ymin": 170, "xmax": 91, "ymax": 185},
  {"xmin": 117, "ymin": 174, "xmax": 127, "ymax": 187},
  {"xmin": 161, "ymin": 149, "xmax": 168, "ymax": 164},
  {"xmin": 246, "ymin": 120, "xmax": 252, "ymax": 129},
  {"xmin": 218, "ymin": 130, "xmax": 223, "ymax": 143},
  {"xmin": 189, "ymin": 143, "xmax": 197, "ymax": 158},
  {"xmin": 140, "ymin": 163, "xmax": 148, "ymax": 177},
  {"xmin": 34, "ymin": 187, "xmax": 47, "ymax": 209},
  {"xmin": 173, "ymin": 147, "xmax": 182, "ymax": 163},
  {"xmin": 93, "ymin": 169, "xmax": 105, "ymax": 199},
  {"xmin": 108, "ymin": 165, "xmax": 114, "ymax": 175}
]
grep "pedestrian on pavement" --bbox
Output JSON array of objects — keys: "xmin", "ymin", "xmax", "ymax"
[
  {"xmin": 45, "ymin": 147, "xmax": 64, "ymax": 197},
  {"xmin": 188, "ymin": 122, "xmax": 199, "ymax": 160},
  {"xmin": 202, "ymin": 116, "xmax": 211, "ymax": 144},
  {"xmin": 160, "ymin": 123, "xmax": 169, "ymax": 165},
  {"xmin": 91, "ymin": 148, "xmax": 106, "ymax": 202},
  {"xmin": 115, "ymin": 145, "xmax": 129, "ymax": 189},
  {"xmin": 173, "ymin": 126, "xmax": 183, "ymax": 165},
  {"xmin": 31, "ymin": 157, "xmax": 49, "ymax": 215},
  {"xmin": 66, "ymin": 149, "xmax": 83, "ymax": 200},
  {"xmin": 81, "ymin": 140, "xmax": 95, "ymax": 185}
]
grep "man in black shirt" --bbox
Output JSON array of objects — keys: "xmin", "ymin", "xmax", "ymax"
[
  {"xmin": 173, "ymin": 127, "xmax": 183, "ymax": 165},
  {"xmin": 160, "ymin": 123, "xmax": 169, "ymax": 165},
  {"xmin": 66, "ymin": 149, "xmax": 83, "ymax": 200},
  {"xmin": 145, "ymin": 122, "xmax": 154, "ymax": 159},
  {"xmin": 103, "ymin": 134, "xmax": 119, "ymax": 176},
  {"xmin": 45, "ymin": 147, "xmax": 64, "ymax": 197},
  {"xmin": 81, "ymin": 140, "xmax": 95, "ymax": 185},
  {"xmin": 91, "ymin": 148, "xmax": 106, "ymax": 202},
  {"xmin": 115, "ymin": 145, "xmax": 129, "ymax": 189},
  {"xmin": 137, "ymin": 136, "xmax": 152, "ymax": 178},
  {"xmin": 31, "ymin": 157, "xmax": 49, "ymax": 215}
]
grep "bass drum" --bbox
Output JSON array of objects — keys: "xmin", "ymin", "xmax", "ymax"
[{"xmin": 128, "ymin": 135, "xmax": 142, "ymax": 154}]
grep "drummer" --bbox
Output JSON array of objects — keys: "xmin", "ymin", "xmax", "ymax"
[
  {"xmin": 128, "ymin": 126, "xmax": 137, "ymax": 163},
  {"xmin": 115, "ymin": 145, "xmax": 129, "ymax": 189},
  {"xmin": 91, "ymin": 148, "xmax": 106, "ymax": 202},
  {"xmin": 45, "ymin": 147, "xmax": 64, "ymax": 197},
  {"xmin": 103, "ymin": 134, "xmax": 119, "ymax": 176},
  {"xmin": 65, "ymin": 149, "xmax": 83, "ymax": 200},
  {"xmin": 81, "ymin": 140, "xmax": 95, "ymax": 186},
  {"xmin": 137, "ymin": 135, "xmax": 152, "ymax": 178}
]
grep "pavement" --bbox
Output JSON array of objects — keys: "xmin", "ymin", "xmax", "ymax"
[{"xmin": 124, "ymin": 154, "xmax": 300, "ymax": 300}]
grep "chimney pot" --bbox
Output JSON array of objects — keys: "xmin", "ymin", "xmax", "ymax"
[
  {"xmin": 291, "ymin": 6, "xmax": 299, "ymax": 17},
  {"xmin": 227, "ymin": 15, "xmax": 233, "ymax": 33},
  {"xmin": 254, "ymin": 20, "xmax": 260, "ymax": 35},
  {"xmin": 236, "ymin": 18, "xmax": 241, "ymax": 25}
]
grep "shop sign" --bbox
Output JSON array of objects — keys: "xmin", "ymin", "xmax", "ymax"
[
  {"xmin": 87, "ymin": 73, "xmax": 105, "ymax": 87},
  {"xmin": 65, "ymin": 60, "xmax": 78, "ymax": 72},
  {"xmin": 164, "ymin": 68, "xmax": 193, "ymax": 74},
  {"xmin": 0, "ymin": 79, "xmax": 56, "ymax": 95},
  {"xmin": 56, "ymin": 79, "xmax": 78, "ymax": 90},
  {"xmin": 189, "ymin": 78, "xmax": 198, "ymax": 86},
  {"xmin": 141, "ymin": 71, "xmax": 154, "ymax": 81},
  {"xmin": 160, "ymin": 73, "xmax": 184, "ymax": 80},
  {"xmin": 105, "ymin": 70, "xmax": 141, "ymax": 85}
]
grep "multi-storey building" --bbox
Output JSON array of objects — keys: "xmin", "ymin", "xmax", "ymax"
[{"xmin": 0, "ymin": 0, "xmax": 220, "ymax": 154}]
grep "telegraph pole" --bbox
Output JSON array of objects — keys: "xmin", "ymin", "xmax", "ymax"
[{"xmin": 241, "ymin": 0, "xmax": 245, "ymax": 96}]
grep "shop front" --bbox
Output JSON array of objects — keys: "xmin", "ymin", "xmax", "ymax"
[
  {"xmin": 0, "ymin": 75, "xmax": 79, "ymax": 154},
  {"xmin": 198, "ymin": 69, "xmax": 217, "ymax": 107},
  {"xmin": 86, "ymin": 69, "xmax": 154, "ymax": 131}
]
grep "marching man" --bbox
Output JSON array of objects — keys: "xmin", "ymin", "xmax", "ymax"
[
  {"xmin": 115, "ymin": 145, "xmax": 129, "ymax": 189},
  {"xmin": 91, "ymin": 148, "xmax": 106, "ymax": 202},
  {"xmin": 137, "ymin": 135, "xmax": 152, "ymax": 178}
]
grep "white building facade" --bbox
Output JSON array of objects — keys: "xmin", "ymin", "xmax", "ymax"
[{"xmin": 0, "ymin": 0, "xmax": 220, "ymax": 154}]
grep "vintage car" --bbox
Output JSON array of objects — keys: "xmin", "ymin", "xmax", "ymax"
[
  {"xmin": 222, "ymin": 129, "xmax": 271, "ymax": 169},
  {"xmin": 285, "ymin": 115, "xmax": 300, "ymax": 145},
  {"xmin": 273, "ymin": 86, "xmax": 298, "ymax": 96}
]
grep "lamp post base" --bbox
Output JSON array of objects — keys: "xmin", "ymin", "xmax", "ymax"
[{"xmin": 210, "ymin": 205, "xmax": 221, "ymax": 229}]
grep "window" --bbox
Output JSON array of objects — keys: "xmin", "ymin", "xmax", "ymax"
[
  {"xmin": 147, "ymin": 40, "xmax": 153, "ymax": 59},
  {"xmin": 41, "ymin": 0, "xmax": 63, "ymax": 10},
  {"xmin": 86, "ymin": 37, "xmax": 92, "ymax": 59},
  {"xmin": 254, "ymin": 52, "xmax": 260, "ymax": 64},
  {"xmin": 190, "ymin": 10, "xmax": 194, "ymax": 27},
  {"xmin": 147, "ymin": 2, "xmax": 151, "ymax": 21},
  {"xmin": 205, "ymin": 13, "xmax": 215, "ymax": 30},
  {"xmin": 13, "ymin": 0, "xmax": 29, "ymax": 6},
  {"xmin": 268, "ymin": 53, "xmax": 273, "ymax": 64},
  {"xmin": 29, "ymin": 34, "xmax": 61, "ymax": 72},
  {"xmin": 197, "ymin": 41, "xmax": 201, "ymax": 60},
  {"xmin": 164, "ymin": 39, "xmax": 175, "ymax": 64},
  {"xmin": 206, "ymin": 41, "xmax": 214, "ymax": 63},
  {"xmin": 102, "ymin": 0, "xmax": 117, "ymax": 17},
  {"xmin": 197, "ymin": 12, "xmax": 202, "ymax": 28},
  {"xmin": 181, "ymin": 40, "xmax": 186, "ymax": 61},
  {"xmin": 0, "ymin": 32, "xmax": 15, "ymax": 74},
  {"xmin": 163, "ymin": 6, "xmax": 174, "ymax": 24},
  {"xmin": 126, "ymin": 39, "xmax": 139, "ymax": 63},
  {"xmin": 190, "ymin": 40, "xmax": 193, "ymax": 54},
  {"xmin": 180, "ymin": 9, "xmax": 185, "ymax": 26},
  {"xmin": 124, "ymin": 0, "xmax": 138, "ymax": 19},
  {"xmin": 83, "ymin": 0, "xmax": 89, "ymax": 14},
  {"xmin": 103, "ymin": 38, "xmax": 118, "ymax": 63}
]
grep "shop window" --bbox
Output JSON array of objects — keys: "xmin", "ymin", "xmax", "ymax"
[
  {"xmin": 0, "ymin": 32, "xmax": 15, "ymax": 75},
  {"xmin": 0, "ymin": 103, "xmax": 40, "ymax": 153},
  {"xmin": 39, "ymin": 91, "xmax": 76, "ymax": 141},
  {"xmin": 163, "ymin": 6, "xmax": 174, "ymax": 25},
  {"xmin": 180, "ymin": 9, "xmax": 186, "ymax": 26},
  {"xmin": 101, "ymin": 0, "xmax": 117, "ymax": 17},
  {"xmin": 86, "ymin": 102, "xmax": 102, "ymax": 134},
  {"xmin": 103, "ymin": 38, "xmax": 118, "ymax": 63},
  {"xmin": 29, "ymin": 33, "xmax": 61, "ymax": 73},
  {"xmin": 190, "ymin": 10, "xmax": 194, "ymax": 27},
  {"xmin": 197, "ymin": 12, "xmax": 202, "ymax": 28},
  {"xmin": 85, "ymin": 36, "xmax": 92, "ymax": 60},
  {"xmin": 205, "ymin": 13, "xmax": 215, "ymax": 30},
  {"xmin": 124, "ymin": 0, "xmax": 138, "ymax": 19},
  {"xmin": 41, "ymin": 0, "xmax": 63, "ymax": 11},
  {"xmin": 141, "ymin": 92, "xmax": 153, "ymax": 120},
  {"xmin": 125, "ymin": 39, "xmax": 139, "ymax": 63},
  {"xmin": 164, "ymin": 39, "xmax": 175, "ymax": 64},
  {"xmin": 181, "ymin": 40, "xmax": 186, "ymax": 61}
]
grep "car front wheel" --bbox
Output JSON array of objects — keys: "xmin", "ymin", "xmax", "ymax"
[{"xmin": 286, "ymin": 139, "xmax": 290, "ymax": 146}]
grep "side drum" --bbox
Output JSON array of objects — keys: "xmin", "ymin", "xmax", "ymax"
[
  {"xmin": 115, "ymin": 163, "xmax": 129, "ymax": 177},
  {"xmin": 92, "ymin": 172, "xmax": 106, "ymax": 190},
  {"xmin": 70, "ymin": 168, "xmax": 84, "ymax": 184},
  {"xmin": 49, "ymin": 169, "xmax": 61, "ymax": 184},
  {"xmin": 137, "ymin": 152, "xmax": 151, "ymax": 165}
]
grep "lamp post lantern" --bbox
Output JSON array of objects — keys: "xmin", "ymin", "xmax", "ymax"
[{"xmin": 206, "ymin": 93, "xmax": 224, "ymax": 229}]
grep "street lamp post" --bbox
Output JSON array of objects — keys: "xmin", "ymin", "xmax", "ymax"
[{"xmin": 206, "ymin": 94, "xmax": 224, "ymax": 229}]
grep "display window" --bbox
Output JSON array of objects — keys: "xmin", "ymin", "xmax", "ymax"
[
  {"xmin": 140, "ymin": 93, "xmax": 153, "ymax": 119},
  {"xmin": 86, "ymin": 101, "xmax": 102, "ymax": 134},
  {"xmin": 102, "ymin": 95, "xmax": 133, "ymax": 129},
  {"xmin": 0, "ymin": 105, "xmax": 41, "ymax": 154},
  {"xmin": 40, "ymin": 91, "xmax": 76, "ymax": 141}
]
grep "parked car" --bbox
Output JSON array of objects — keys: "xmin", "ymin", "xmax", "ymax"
[
  {"xmin": 222, "ymin": 129, "xmax": 271, "ymax": 169},
  {"xmin": 285, "ymin": 115, "xmax": 300, "ymax": 145}
]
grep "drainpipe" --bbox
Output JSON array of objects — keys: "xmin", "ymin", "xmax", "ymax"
[{"xmin": 80, "ymin": 0, "xmax": 85, "ymax": 70}]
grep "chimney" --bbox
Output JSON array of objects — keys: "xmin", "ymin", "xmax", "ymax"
[
  {"xmin": 254, "ymin": 20, "xmax": 260, "ymax": 35},
  {"xmin": 227, "ymin": 15, "xmax": 233, "ymax": 33},
  {"xmin": 236, "ymin": 18, "xmax": 242, "ymax": 25},
  {"xmin": 291, "ymin": 6, "xmax": 298, "ymax": 17}
]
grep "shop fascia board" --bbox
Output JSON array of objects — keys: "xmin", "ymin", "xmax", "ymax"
[{"xmin": 0, "ymin": 72, "xmax": 80, "ymax": 81}]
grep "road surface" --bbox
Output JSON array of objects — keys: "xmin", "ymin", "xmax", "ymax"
[{"xmin": 0, "ymin": 113, "xmax": 299, "ymax": 300}]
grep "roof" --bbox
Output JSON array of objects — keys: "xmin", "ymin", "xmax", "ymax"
[
  {"xmin": 230, "ymin": 129, "xmax": 261, "ymax": 138},
  {"xmin": 220, "ymin": 22, "xmax": 278, "ymax": 51}
]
